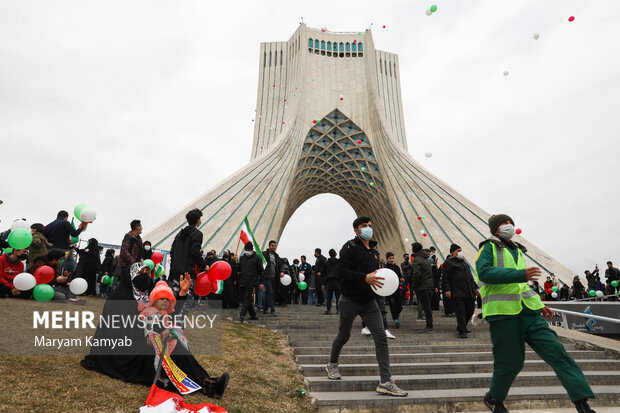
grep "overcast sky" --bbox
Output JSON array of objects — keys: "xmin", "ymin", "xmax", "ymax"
[{"xmin": 1, "ymin": 1, "xmax": 618, "ymax": 275}]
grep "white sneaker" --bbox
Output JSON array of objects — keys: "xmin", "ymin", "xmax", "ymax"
[
  {"xmin": 361, "ymin": 326, "xmax": 371, "ymax": 335},
  {"xmin": 385, "ymin": 329, "xmax": 396, "ymax": 339}
]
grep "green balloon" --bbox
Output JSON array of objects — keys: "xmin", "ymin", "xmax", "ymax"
[
  {"xmin": 102, "ymin": 275, "xmax": 111, "ymax": 285},
  {"xmin": 155, "ymin": 265, "xmax": 165, "ymax": 278},
  {"xmin": 370, "ymin": 182, "xmax": 375, "ymax": 187},
  {"xmin": 33, "ymin": 284, "xmax": 54, "ymax": 301},
  {"xmin": 74, "ymin": 203, "xmax": 87, "ymax": 221},
  {"xmin": 552, "ymin": 286, "xmax": 558, "ymax": 292},
  {"xmin": 144, "ymin": 259, "xmax": 155, "ymax": 270},
  {"xmin": 8, "ymin": 229, "xmax": 33, "ymax": 250},
  {"xmin": 430, "ymin": 4, "xmax": 437, "ymax": 12},
  {"xmin": 298, "ymin": 281, "xmax": 307, "ymax": 291},
  {"xmin": 588, "ymin": 289, "xmax": 596, "ymax": 297},
  {"xmin": 611, "ymin": 280, "xmax": 619, "ymax": 288}
]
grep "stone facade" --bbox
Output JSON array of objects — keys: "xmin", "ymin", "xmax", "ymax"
[{"xmin": 146, "ymin": 24, "xmax": 575, "ymax": 283}]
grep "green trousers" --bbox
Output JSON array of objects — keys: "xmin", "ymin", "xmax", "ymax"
[{"xmin": 488, "ymin": 312, "xmax": 595, "ymax": 402}]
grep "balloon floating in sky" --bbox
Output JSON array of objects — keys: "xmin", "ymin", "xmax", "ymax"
[
  {"xmin": 425, "ymin": 9, "xmax": 432, "ymax": 16},
  {"xmin": 370, "ymin": 182, "xmax": 375, "ymax": 187},
  {"xmin": 417, "ymin": 216, "xmax": 421, "ymax": 220},
  {"xmin": 503, "ymin": 71, "xmax": 509, "ymax": 76},
  {"xmin": 423, "ymin": 233, "xmax": 428, "ymax": 237},
  {"xmin": 516, "ymin": 228, "xmax": 522, "ymax": 235},
  {"xmin": 361, "ymin": 167, "xmax": 366, "ymax": 171},
  {"xmin": 425, "ymin": 152, "xmax": 432, "ymax": 158},
  {"xmin": 382, "ymin": 25, "xmax": 386, "ymax": 29},
  {"xmin": 533, "ymin": 33, "xmax": 540, "ymax": 40},
  {"xmin": 313, "ymin": 120, "xmax": 317, "ymax": 124},
  {"xmin": 273, "ymin": 84, "xmax": 275, "ymax": 87},
  {"xmin": 405, "ymin": 238, "xmax": 409, "ymax": 242},
  {"xmin": 420, "ymin": 230, "xmax": 425, "ymax": 234},
  {"xmin": 568, "ymin": 16, "xmax": 575, "ymax": 22},
  {"xmin": 358, "ymin": 32, "xmax": 362, "ymax": 36},
  {"xmin": 430, "ymin": 5, "xmax": 437, "ymax": 13},
  {"xmin": 357, "ymin": 140, "xmax": 362, "ymax": 144}
]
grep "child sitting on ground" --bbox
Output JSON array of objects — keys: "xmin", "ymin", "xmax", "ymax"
[{"xmin": 139, "ymin": 281, "xmax": 178, "ymax": 355}]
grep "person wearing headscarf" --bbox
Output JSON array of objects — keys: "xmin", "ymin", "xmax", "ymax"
[
  {"xmin": 81, "ymin": 263, "xmax": 229, "ymax": 399},
  {"xmin": 77, "ymin": 238, "xmax": 102, "ymax": 296},
  {"xmin": 142, "ymin": 241, "xmax": 153, "ymax": 261}
]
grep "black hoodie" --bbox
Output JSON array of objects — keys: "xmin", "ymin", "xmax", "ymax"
[{"xmin": 169, "ymin": 226, "xmax": 205, "ymax": 280}]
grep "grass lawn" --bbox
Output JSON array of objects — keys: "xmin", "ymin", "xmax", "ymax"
[{"xmin": 0, "ymin": 297, "xmax": 315, "ymax": 413}]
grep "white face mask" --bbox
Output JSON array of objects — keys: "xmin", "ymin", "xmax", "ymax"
[
  {"xmin": 498, "ymin": 224, "xmax": 515, "ymax": 240},
  {"xmin": 144, "ymin": 246, "xmax": 151, "ymax": 251},
  {"xmin": 359, "ymin": 227, "xmax": 373, "ymax": 241},
  {"xmin": 456, "ymin": 251, "xmax": 464, "ymax": 259}
]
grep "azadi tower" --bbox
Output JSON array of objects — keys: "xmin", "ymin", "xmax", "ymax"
[{"xmin": 148, "ymin": 24, "xmax": 574, "ymax": 282}]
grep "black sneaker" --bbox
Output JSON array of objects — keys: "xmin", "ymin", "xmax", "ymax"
[
  {"xmin": 483, "ymin": 392, "xmax": 509, "ymax": 412},
  {"xmin": 459, "ymin": 332, "xmax": 468, "ymax": 339},
  {"xmin": 325, "ymin": 310, "xmax": 332, "ymax": 315},
  {"xmin": 575, "ymin": 398, "xmax": 596, "ymax": 413},
  {"xmin": 214, "ymin": 372, "xmax": 230, "ymax": 399},
  {"xmin": 237, "ymin": 317, "xmax": 245, "ymax": 323},
  {"xmin": 394, "ymin": 319, "xmax": 400, "ymax": 329},
  {"xmin": 249, "ymin": 316, "xmax": 259, "ymax": 320}
]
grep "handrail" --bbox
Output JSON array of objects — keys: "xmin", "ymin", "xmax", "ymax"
[
  {"xmin": 547, "ymin": 307, "xmax": 620, "ymax": 328},
  {"xmin": 575, "ymin": 294, "xmax": 619, "ymax": 301}
]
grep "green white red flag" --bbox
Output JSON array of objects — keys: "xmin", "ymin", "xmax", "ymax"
[{"xmin": 240, "ymin": 217, "xmax": 266, "ymax": 267}]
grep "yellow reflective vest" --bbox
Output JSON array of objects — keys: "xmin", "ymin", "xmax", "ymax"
[{"xmin": 475, "ymin": 240, "xmax": 544, "ymax": 317}]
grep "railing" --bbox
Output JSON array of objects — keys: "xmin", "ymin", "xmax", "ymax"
[
  {"xmin": 547, "ymin": 307, "xmax": 620, "ymax": 329},
  {"xmin": 575, "ymin": 294, "xmax": 619, "ymax": 301}
]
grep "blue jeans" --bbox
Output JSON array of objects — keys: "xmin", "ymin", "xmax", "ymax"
[
  {"xmin": 262, "ymin": 278, "xmax": 275, "ymax": 314},
  {"xmin": 308, "ymin": 288, "xmax": 317, "ymax": 305}
]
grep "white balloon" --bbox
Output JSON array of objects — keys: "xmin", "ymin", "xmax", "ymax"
[
  {"xmin": 404, "ymin": 238, "xmax": 409, "ymax": 242},
  {"xmin": 10, "ymin": 219, "xmax": 29, "ymax": 231},
  {"xmin": 298, "ymin": 273, "xmax": 305, "ymax": 282},
  {"xmin": 420, "ymin": 230, "xmax": 425, "ymax": 234},
  {"xmin": 425, "ymin": 152, "xmax": 432, "ymax": 158},
  {"xmin": 80, "ymin": 206, "xmax": 97, "ymax": 223},
  {"xmin": 596, "ymin": 290, "xmax": 604, "ymax": 297},
  {"xmin": 69, "ymin": 278, "xmax": 88, "ymax": 295},
  {"xmin": 533, "ymin": 33, "xmax": 540, "ymax": 40},
  {"xmin": 425, "ymin": 9, "xmax": 432, "ymax": 16},
  {"xmin": 280, "ymin": 274, "xmax": 292, "ymax": 286},
  {"xmin": 503, "ymin": 71, "xmax": 509, "ymax": 76},
  {"xmin": 373, "ymin": 268, "xmax": 399, "ymax": 297},
  {"xmin": 13, "ymin": 272, "xmax": 36, "ymax": 291},
  {"xmin": 551, "ymin": 292, "xmax": 558, "ymax": 299}
]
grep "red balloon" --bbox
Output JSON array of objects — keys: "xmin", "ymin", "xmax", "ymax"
[
  {"xmin": 313, "ymin": 120, "xmax": 317, "ymax": 124},
  {"xmin": 516, "ymin": 228, "xmax": 522, "ymax": 235},
  {"xmin": 357, "ymin": 140, "xmax": 362, "ymax": 144},
  {"xmin": 417, "ymin": 216, "xmax": 421, "ymax": 220},
  {"xmin": 209, "ymin": 261, "xmax": 232, "ymax": 281},
  {"xmin": 194, "ymin": 272, "xmax": 214, "ymax": 296},
  {"xmin": 151, "ymin": 251, "xmax": 164, "ymax": 265},
  {"xmin": 423, "ymin": 233, "xmax": 428, "ymax": 237},
  {"xmin": 34, "ymin": 265, "xmax": 55, "ymax": 284},
  {"xmin": 568, "ymin": 16, "xmax": 574, "ymax": 22}
]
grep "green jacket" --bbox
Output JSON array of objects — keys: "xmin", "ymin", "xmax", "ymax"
[
  {"xmin": 27, "ymin": 231, "xmax": 51, "ymax": 270},
  {"xmin": 412, "ymin": 250, "xmax": 434, "ymax": 291}
]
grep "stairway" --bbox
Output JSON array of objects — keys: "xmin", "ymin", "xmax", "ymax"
[{"xmin": 223, "ymin": 304, "xmax": 620, "ymax": 412}]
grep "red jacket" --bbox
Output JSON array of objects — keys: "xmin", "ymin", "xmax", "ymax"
[
  {"xmin": 0, "ymin": 253, "xmax": 25, "ymax": 290},
  {"xmin": 544, "ymin": 280, "xmax": 554, "ymax": 294}
]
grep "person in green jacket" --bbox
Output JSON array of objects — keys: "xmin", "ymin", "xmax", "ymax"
[
  {"xmin": 27, "ymin": 223, "xmax": 51, "ymax": 270},
  {"xmin": 411, "ymin": 242, "xmax": 434, "ymax": 332},
  {"xmin": 476, "ymin": 214, "xmax": 595, "ymax": 413}
]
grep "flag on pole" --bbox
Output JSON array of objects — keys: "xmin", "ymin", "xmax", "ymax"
[
  {"xmin": 240, "ymin": 217, "xmax": 267, "ymax": 267},
  {"xmin": 140, "ymin": 385, "xmax": 228, "ymax": 413}
]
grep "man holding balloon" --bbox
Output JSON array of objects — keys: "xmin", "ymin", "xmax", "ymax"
[
  {"xmin": 0, "ymin": 247, "xmax": 30, "ymax": 298},
  {"xmin": 326, "ymin": 217, "xmax": 408, "ymax": 397},
  {"xmin": 43, "ymin": 210, "xmax": 87, "ymax": 251}
]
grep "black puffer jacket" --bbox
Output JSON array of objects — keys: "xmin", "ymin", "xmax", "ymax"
[
  {"xmin": 442, "ymin": 257, "xmax": 477, "ymax": 298},
  {"xmin": 169, "ymin": 226, "xmax": 205, "ymax": 279},
  {"xmin": 238, "ymin": 251, "xmax": 264, "ymax": 287},
  {"xmin": 338, "ymin": 237, "xmax": 380, "ymax": 303},
  {"xmin": 412, "ymin": 250, "xmax": 434, "ymax": 291}
]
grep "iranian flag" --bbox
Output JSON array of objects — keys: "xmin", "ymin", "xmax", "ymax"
[
  {"xmin": 240, "ymin": 217, "xmax": 267, "ymax": 267},
  {"xmin": 214, "ymin": 280, "xmax": 224, "ymax": 295},
  {"xmin": 140, "ymin": 385, "xmax": 227, "ymax": 413}
]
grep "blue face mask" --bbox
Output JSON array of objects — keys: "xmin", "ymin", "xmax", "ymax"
[{"xmin": 360, "ymin": 227, "xmax": 373, "ymax": 241}]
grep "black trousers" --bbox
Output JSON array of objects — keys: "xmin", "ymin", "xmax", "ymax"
[
  {"xmin": 452, "ymin": 297, "xmax": 476, "ymax": 333},
  {"xmin": 387, "ymin": 289, "xmax": 403, "ymax": 321},
  {"xmin": 361, "ymin": 296, "xmax": 388, "ymax": 329},
  {"xmin": 431, "ymin": 290, "xmax": 440, "ymax": 311},
  {"xmin": 325, "ymin": 281, "xmax": 341, "ymax": 312},
  {"xmin": 315, "ymin": 275, "xmax": 324, "ymax": 305},
  {"xmin": 239, "ymin": 285, "xmax": 257, "ymax": 319},
  {"xmin": 418, "ymin": 289, "xmax": 433, "ymax": 329},
  {"xmin": 443, "ymin": 293, "xmax": 455, "ymax": 315}
]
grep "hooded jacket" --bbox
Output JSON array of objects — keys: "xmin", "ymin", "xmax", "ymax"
[
  {"xmin": 238, "ymin": 250, "xmax": 264, "ymax": 287},
  {"xmin": 442, "ymin": 256, "xmax": 477, "ymax": 298},
  {"xmin": 169, "ymin": 226, "xmax": 205, "ymax": 279},
  {"xmin": 324, "ymin": 257, "xmax": 340, "ymax": 283},
  {"xmin": 338, "ymin": 237, "xmax": 380, "ymax": 303},
  {"xmin": 412, "ymin": 250, "xmax": 434, "ymax": 291},
  {"xmin": 28, "ymin": 231, "xmax": 51, "ymax": 270}
]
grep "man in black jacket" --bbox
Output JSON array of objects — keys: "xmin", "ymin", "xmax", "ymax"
[
  {"xmin": 261, "ymin": 240, "xmax": 284, "ymax": 316},
  {"xmin": 385, "ymin": 252, "xmax": 404, "ymax": 329},
  {"xmin": 43, "ymin": 211, "xmax": 86, "ymax": 251},
  {"xmin": 324, "ymin": 249, "xmax": 341, "ymax": 315},
  {"xmin": 169, "ymin": 209, "xmax": 207, "ymax": 293},
  {"xmin": 443, "ymin": 244, "xmax": 477, "ymax": 338},
  {"xmin": 412, "ymin": 242, "xmax": 434, "ymax": 332},
  {"xmin": 326, "ymin": 217, "xmax": 407, "ymax": 397},
  {"xmin": 238, "ymin": 242, "xmax": 264, "ymax": 322},
  {"xmin": 400, "ymin": 254, "xmax": 413, "ymax": 305},
  {"xmin": 314, "ymin": 248, "xmax": 327, "ymax": 307}
]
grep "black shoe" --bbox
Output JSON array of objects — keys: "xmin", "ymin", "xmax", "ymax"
[
  {"xmin": 249, "ymin": 316, "xmax": 259, "ymax": 320},
  {"xmin": 325, "ymin": 310, "xmax": 332, "ymax": 315},
  {"xmin": 394, "ymin": 319, "xmax": 400, "ymax": 329},
  {"xmin": 419, "ymin": 328, "xmax": 433, "ymax": 334},
  {"xmin": 459, "ymin": 332, "xmax": 468, "ymax": 339},
  {"xmin": 575, "ymin": 398, "xmax": 596, "ymax": 413},
  {"xmin": 238, "ymin": 317, "xmax": 245, "ymax": 322},
  {"xmin": 483, "ymin": 392, "xmax": 509, "ymax": 412},
  {"xmin": 271, "ymin": 312, "xmax": 277, "ymax": 317}
]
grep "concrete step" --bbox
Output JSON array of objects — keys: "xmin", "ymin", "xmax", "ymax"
[
  {"xmin": 311, "ymin": 385, "xmax": 620, "ymax": 413},
  {"xmin": 305, "ymin": 370, "xmax": 620, "ymax": 392},
  {"xmin": 301, "ymin": 359, "xmax": 620, "ymax": 376},
  {"xmin": 297, "ymin": 350, "xmax": 606, "ymax": 365},
  {"xmin": 293, "ymin": 342, "xmax": 578, "ymax": 355}
]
